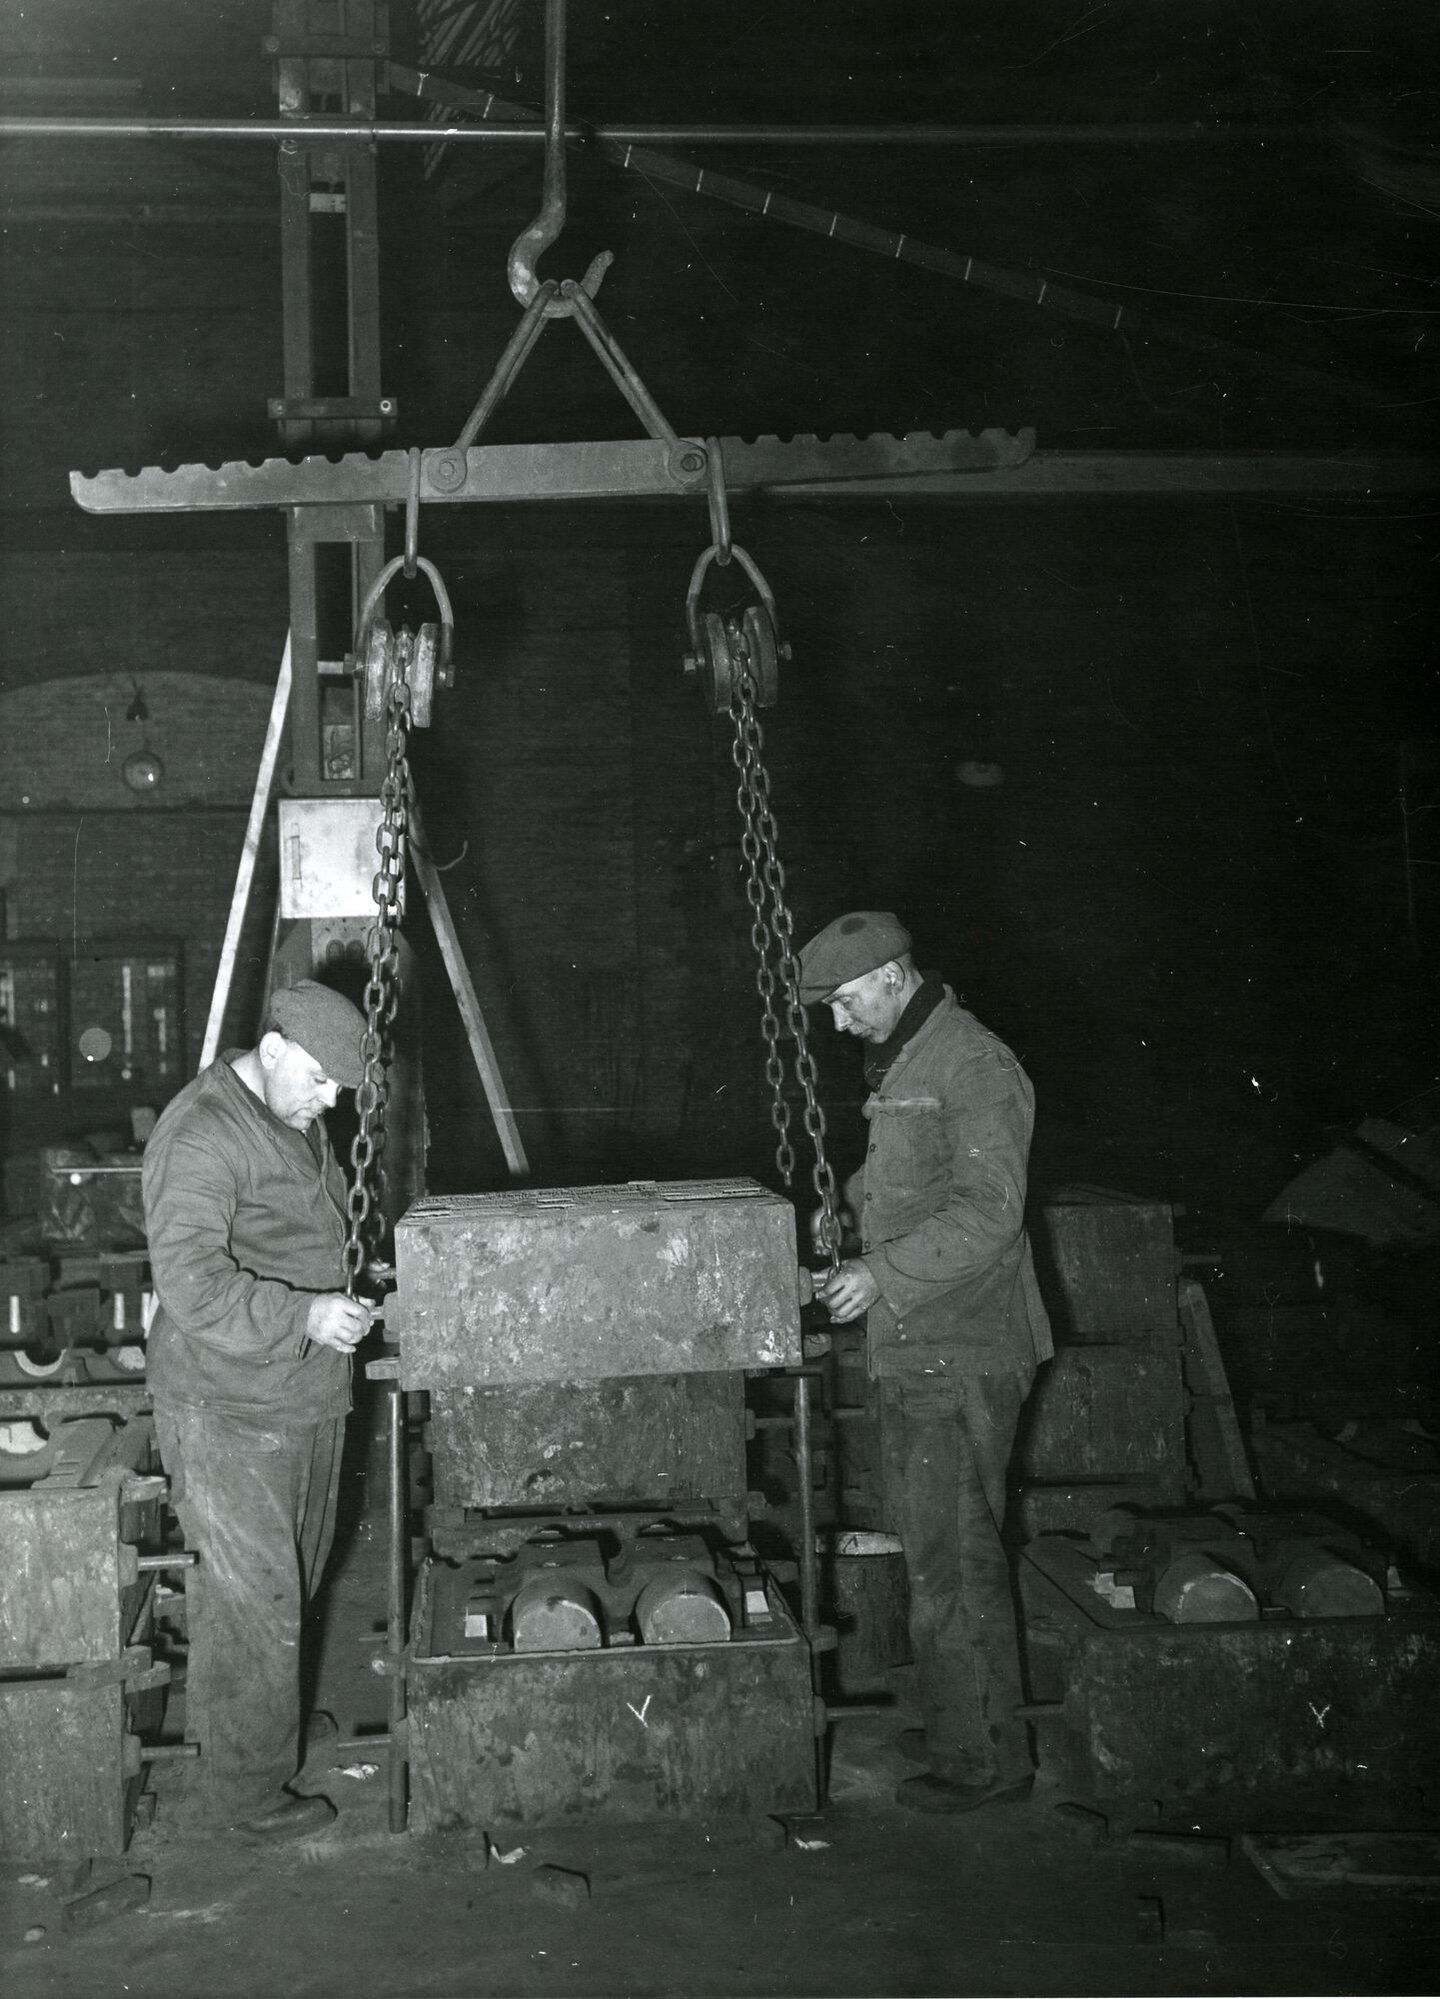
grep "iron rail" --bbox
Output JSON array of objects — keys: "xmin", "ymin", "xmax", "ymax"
[{"xmin": 0, "ymin": 116, "xmax": 1312, "ymax": 146}]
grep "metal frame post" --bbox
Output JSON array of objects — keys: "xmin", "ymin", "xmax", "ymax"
[{"xmin": 270, "ymin": 0, "xmax": 394, "ymax": 795}]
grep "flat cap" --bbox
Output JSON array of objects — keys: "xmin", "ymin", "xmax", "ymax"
[
  {"xmin": 267, "ymin": 980, "xmax": 367, "ymax": 1089},
  {"xmin": 798, "ymin": 912, "xmax": 912, "ymax": 1003}
]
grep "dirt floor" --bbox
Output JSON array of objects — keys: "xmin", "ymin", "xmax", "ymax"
[
  {"xmin": 4, "ymin": 1718, "xmax": 1436, "ymax": 1998},
  {"xmin": 4, "ymin": 1501, "xmax": 1438, "ymax": 1998}
]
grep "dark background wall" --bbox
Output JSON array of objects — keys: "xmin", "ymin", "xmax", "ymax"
[{"xmin": 1, "ymin": 1, "xmax": 1435, "ymax": 1220}]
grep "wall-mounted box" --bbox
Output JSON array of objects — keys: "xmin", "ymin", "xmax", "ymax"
[{"xmin": 278, "ymin": 798, "xmax": 388, "ymax": 919}]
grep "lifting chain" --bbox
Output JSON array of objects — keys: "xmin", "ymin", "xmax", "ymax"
[
  {"xmin": 721, "ymin": 600, "xmax": 843, "ymax": 1273},
  {"xmin": 339, "ymin": 531, "xmax": 454, "ymax": 1298},
  {"xmin": 342, "ymin": 656, "xmax": 413, "ymax": 1297}
]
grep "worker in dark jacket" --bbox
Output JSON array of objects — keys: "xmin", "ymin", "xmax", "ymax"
[
  {"xmin": 143, "ymin": 981, "xmax": 376, "ymax": 1841},
  {"xmin": 800, "ymin": 912, "xmax": 1052, "ymax": 1814}
]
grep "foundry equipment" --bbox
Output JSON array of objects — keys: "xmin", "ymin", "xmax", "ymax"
[
  {"xmin": 46, "ymin": 0, "xmax": 1438, "ymax": 1853},
  {"xmin": 375, "ymin": 1177, "xmax": 823, "ymax": 1829},
  {"xmin": 0, "ymin": 1413, "xmax": 194, "ymax": 1864},
  {"xmin": 1004, "ymin": 1193, "xmax": 1440, "ymax": 1829},
  {"xmin": 58, "ymin": 0, "xmax": 964, "ymax": 1841}
]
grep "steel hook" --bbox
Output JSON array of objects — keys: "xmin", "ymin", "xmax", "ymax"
[{"xmin": 506, "ymin": 0, "xmax": 612, "ymax": 317}]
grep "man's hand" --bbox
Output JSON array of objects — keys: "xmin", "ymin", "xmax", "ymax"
[
  {"xmin": 816, "ymin": 1258, "xmax": 880, "ymax": 1324},
  {"xmin": 305, "ymin": 1293, "xmax": 377, "ymax": 1353}
]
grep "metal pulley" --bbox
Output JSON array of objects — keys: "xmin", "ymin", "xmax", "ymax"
[
  {"xmin": 360, "ymin": 618, "xmax": 445, "ymax": 729},
  {"xmin": 352, "ymin": 552, "xmax": 455, "ymax": 731},
  {"xmin": 683, "ymin": 543, "xmax": 788, "ymax": 716}
]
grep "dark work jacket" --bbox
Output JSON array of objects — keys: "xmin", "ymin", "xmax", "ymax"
[
  {"xmin": 142, "ymin": 1054, "xmax": 351, "ymax": 1420},
  {"xmin": 846, "ymin": 987, "xmax": 1054, "ymax": 1379}
]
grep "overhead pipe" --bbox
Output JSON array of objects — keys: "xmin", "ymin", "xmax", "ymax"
[{"xmin": 0, "ymin": 116, "xmax": 1310, "ymax": 146}]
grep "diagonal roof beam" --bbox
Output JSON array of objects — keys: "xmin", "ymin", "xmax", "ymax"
[{"xmin": 388, "ymin": 65, "xmax": 1393, "ymax": 419}]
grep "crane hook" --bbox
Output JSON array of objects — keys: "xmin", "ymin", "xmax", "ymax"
[{"xmin": 506, "ymin": 0, "xmax": 612, "ymax": 318}]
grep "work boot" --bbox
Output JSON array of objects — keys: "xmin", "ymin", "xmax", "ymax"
[
  {"xmin": 233, "ymin": 1793, "xmax": 336, "ymax": 1842},
  {"xmin": 895, "ymin": 1771, "xmax": 1034, "ymax": 1815}
]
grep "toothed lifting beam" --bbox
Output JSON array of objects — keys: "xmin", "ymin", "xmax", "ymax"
[
  {"xmin": 70, "ymin": 430, "xmax": 1033, "ymax": 513},
  {"xmin": 69, "ymin": 434, "xmax": 1436, "ymax": 513}
]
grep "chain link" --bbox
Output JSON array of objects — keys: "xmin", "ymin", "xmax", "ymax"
[
  {"xmin": 726, "ymin": 621, "xmax": 843, "ymax": 1271},
  {"xmin": 343, "ymin": 636, "xmax": 414, "ymax": 1298}
]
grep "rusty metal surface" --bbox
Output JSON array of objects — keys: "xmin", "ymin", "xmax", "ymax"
[
  {"xmin": 407, "ymin": 1565, "xmax": 816, "ymax": 1827},
  {"xmin": 427, "ymin": 1372, "xmax": 747, "ymax": 1511},
  {"xmin": 68, "ymin": 429, "xmax": 1030, "ymax": 514},
  {"xmin": 393, "ymin": 1180, "xmax": 801, "ymax": 1389},
  {"xmin": 0, "ymin": 1678, "xmax": 146, "ymax": 1860},
  {"xmin": 1017, "ymin": 1346, "xmax": 1186, "ymax": 1495},
  {"xmin": 0, "ymin": 1378, "xmax": 151, "ymax": 1421},
  {"xmin": 1036, "ymin": 1199, "xmax": 1179, "ymax": 1344},
  {"xmin": 1021, "ymin": 1537, "xmax": 1440, "ymax": 1825},
  {"xmin": 0, "ymin": 1420, "xmax": 162, "ymax": 1671},
  {"xmin": 1251, "ymin": 1421, "xmax": 1440, "ymax": 1576}
]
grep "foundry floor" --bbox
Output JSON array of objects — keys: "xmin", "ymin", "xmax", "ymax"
[{"xmin": 4, "ymin": 1506, "xmax": 1436, "ymax": 1999}]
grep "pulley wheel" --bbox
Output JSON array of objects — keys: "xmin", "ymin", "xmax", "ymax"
[
  {"xmin": 742, "ymin": 604, "xmax": 780, "ymax": 708},
  {"xmin": 409, "ymin": 624, "xmax": 438, "ymax": 729},
  {"xmin": 699, "ymin": 610, "xmax": 735, "ymax": 715},
  {"xmin": 362, "ymin": 620, "xmax": 394, "ymax": 724}
]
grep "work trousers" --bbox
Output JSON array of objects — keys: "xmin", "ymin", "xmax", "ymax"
[
  {"xmin": 154, "ymin": 1401, "xmax": 345, "ymax": 1823},
  {"xmin": 876, "ymin": 1361, "xmax": 1034, "ymax": 1787}
]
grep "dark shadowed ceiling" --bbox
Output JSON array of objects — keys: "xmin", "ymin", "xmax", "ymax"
[{"xmin": 2, "ymin": 0, "xmax": 1437, "ymax": 471}]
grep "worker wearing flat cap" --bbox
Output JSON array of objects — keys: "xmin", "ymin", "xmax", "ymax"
[
  {"xmin": 799, "ymin": 913, "xmax": 1052, "ymax": 1814},
  {"xmin": 143, "ymin": 980, "xmax": 378, "ymax": 1841}
]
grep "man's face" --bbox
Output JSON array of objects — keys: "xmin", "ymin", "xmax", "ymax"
[
  {"xmin": 825, "ymin": 964, "xmax": 907, "ymax": 1044},
  {"xmin": 262, "ymin": 1036, "xmax": 342, "ymax": 1130}
]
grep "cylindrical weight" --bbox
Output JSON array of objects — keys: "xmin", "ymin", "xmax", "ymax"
[
  {"xmin": 634, "ymin": 1568, "xmax": 732, "ymax": 1646},
  {"xmin": 1273, "ymin": 1545, "xmax": 1384, "ymax": 1619},
  {"xmin": 509, "ymin": 1573, "xmax": 604, "ymax": 1652},
  {"xmin": 1152, "ymin": 1549, "xmax": 1259, "ymax": 1624}
]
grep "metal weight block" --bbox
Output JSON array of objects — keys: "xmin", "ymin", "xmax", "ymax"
[
  {"xmin": 407, "ymin": 1561, "xmax": 818, "ymax": 1829},
  {"xmin": 392, "ymin": 1179, "xmax": 802, "ymax": 1391}
]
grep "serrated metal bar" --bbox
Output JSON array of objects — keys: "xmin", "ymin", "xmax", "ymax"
[{"xmin": 69, "ymin": 429, "xmax": 1033, "ymax": 514}]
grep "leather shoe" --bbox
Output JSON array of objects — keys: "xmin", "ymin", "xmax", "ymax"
[
  {"xmin": 895, "ymin": 1771, "xmax": 1034, "ymax": 1815},
  {"xmin": 234, "ymin": 1794, "xmax": 336, "ymax": 1841}
]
